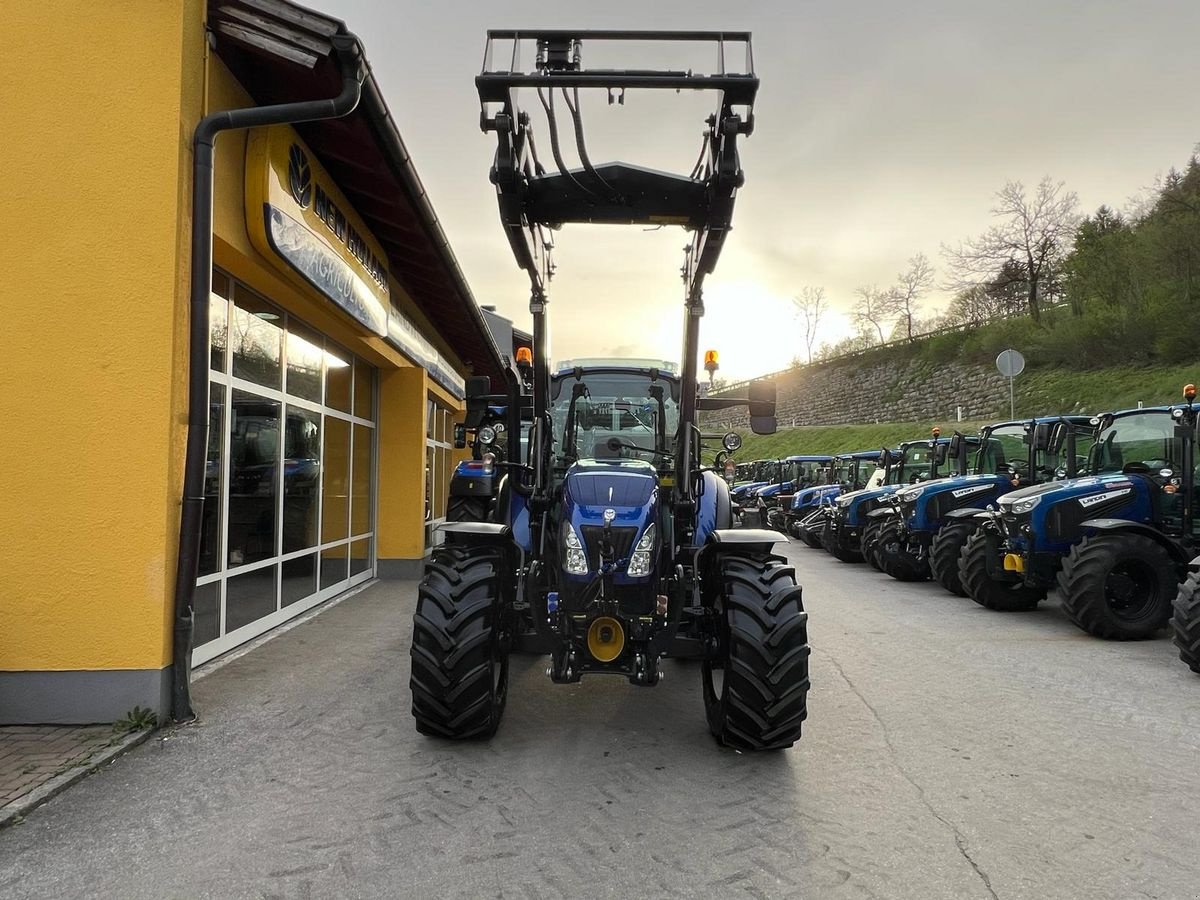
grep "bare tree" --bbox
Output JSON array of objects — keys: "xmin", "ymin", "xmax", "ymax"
[
  {"xmin": 890, "ymin": 253, "xmax": 934, "ymax": 342},
  {"xmin": 853, "ymin": 285, "xmax": 895, "ymax": 344},
  {"xmin": 943, "ymin": 177, "xmax": 1080, "ymax": 321},
  {"xmin": 790, "ymin": 286, "xmax": 828, "ymax": 364}
]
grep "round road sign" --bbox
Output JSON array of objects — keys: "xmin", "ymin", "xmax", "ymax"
[{"xmin": 996, "ymin": 349, "xmax": 1026, "ymax": 378}]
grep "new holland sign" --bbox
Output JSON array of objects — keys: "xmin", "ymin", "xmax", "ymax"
[{"xmin": 246, "ymin": 127, "xmax": 389, "ymax": 336}]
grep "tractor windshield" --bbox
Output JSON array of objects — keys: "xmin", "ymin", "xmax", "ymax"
[
  {"xmin": 1092, "ymin": 411, "xmax": 1184, "ymax": 475},
  {"xmin": 831, "ymin": 458, "xmax": 855, "ymax": 486},
  {"xmin": 975, "ymin": 425, "xmax": 1028, "ymax": 476},
  {"xmin": 898, "ymin": 444, "xmax": 938, "ymax": 483},
  {"xmin": 551, "ymin": 370, "xmax": 680, "ymax": 465},
  {"xmin": 788, "ymin": 460, "xmax": 826, "ymax": 487}
]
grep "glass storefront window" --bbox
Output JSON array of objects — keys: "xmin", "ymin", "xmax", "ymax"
[
  {"xmin": 194, "ymin": 581, "xmax": 221, "ymax": 647},
  {"xmin": 350, "ymin": 539, "xmax": 371, "ymax": 577},
  {"xmin": 353, "ymin": 357, "xmax": 373, "ymax": 420},
  {"xmin": 228, "ymin": 390, "xmax": 280, "ymax": 567},
  {"xmin": 320, "ymin": 546, "xmax": 348, "ymax": 590},
  {"xmin": 325, "ymin": 343, "xmax": 352, "ymax": 412},
  {"xmin": 281, "ymin": 554, "xmax": 318, "ymax": 607},
  {"xmin": 226, "ymin": 565, "xmax": 278, "ymax": 633},
  {"xmin": 352, "ymin": 423, "xmax": 373, "ymax": 536},
  {"xmin": 283, "ymin": 407, "xmax": 321, "ymax": 552},
  {"xmin": 232, "ymin": 288, "xmax": 283, "ymax": 389},
  {"xmin": 322, "ymin": 416, "xmax": 350, "ymax": 542},
  {"xmin": 198, "ymin": 269, "xmax": 378, "ymax": 665},
  {"xmin": 210, "ymin": 272, "xmax": 229, "ymax": 373},
  {"xmin": 199, "ymin": 383, "xmax": 226, "ymax": 577},
  {"xmin": 287, "ymin": 322, "xmax": 324, "ymax": 402}
]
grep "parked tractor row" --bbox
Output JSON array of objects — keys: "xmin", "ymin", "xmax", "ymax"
[{"xmin": 766, "ymin": 389, "xmax": 1200, "ymax": 674}]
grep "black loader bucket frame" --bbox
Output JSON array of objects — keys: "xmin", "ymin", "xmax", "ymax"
[{"xmin": 476, "ymin": 30, "xmax": 759, "ymax": 525}]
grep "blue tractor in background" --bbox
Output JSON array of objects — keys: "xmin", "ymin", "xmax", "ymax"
[
  {"xmin": 446, "ymin": 373, "xmax": 526, "ymax": 521},
  {"xmin": 752, "ymin": 454, "xmax": 832, "ymax": 527},
  {"xmin": 821, "ymin": 433, "xmax": 953, "ymax": 563},
  {"xmin": 872, "ymin": 417, "xmax": 1091, "ymax": 587},
  {"xmin": 960, "ymin": 392, "xmax": 1199, "ymax": 641},
  {"xmin": 411, "ymin": 31, "xmax": 813, "ymax": 750},
  {"xmin": 785, "ymin": 450, "xmax": 886, "ymax": 547}
]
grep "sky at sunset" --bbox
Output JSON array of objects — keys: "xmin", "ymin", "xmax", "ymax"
[{"xmin": 315, "ymin": 0, "xmax": 1200, "ymax": 380}]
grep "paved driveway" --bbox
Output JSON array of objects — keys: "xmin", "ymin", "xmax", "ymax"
[{"xmin": 2, "ymin": 542, "xmax": 1198, "ymax": 899}]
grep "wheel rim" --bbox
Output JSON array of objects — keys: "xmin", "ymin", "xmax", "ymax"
[
  {"xmin": 703, "ymin": 606, "xmax": 730, "ymax": 711},
  {"xmin": 1104, "ymin": 559, "xmax": 1160, "ymax": 622}
]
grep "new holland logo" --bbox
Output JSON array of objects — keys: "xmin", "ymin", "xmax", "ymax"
[
  {"xmin": 951, "ymin": 485, "xmax": 992, "ymax": 499},
  {"xmin": 287, "ymin": 143, "xmax": 312, "ymax": 208},
  {"xmin": 1079, "ymin": 488, "xmax": 1133, "ymax": 508}
]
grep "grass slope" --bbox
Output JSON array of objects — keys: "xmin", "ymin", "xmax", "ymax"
[
  {"xmin": 730, "ymin": 362, "xmax": 1200, "ymax": 460},
  {"xmin": 732, "ymin": 421, "xmax": 989, "ymax": 460}
]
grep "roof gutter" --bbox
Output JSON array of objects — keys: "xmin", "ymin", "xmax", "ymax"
[
  {"xmin": 356, "ymin": 75, "xmax": 507, "ymax": 380},
  {"xmin": 171, "ymin": 33, "xmax": 367, "ymax": 723}
]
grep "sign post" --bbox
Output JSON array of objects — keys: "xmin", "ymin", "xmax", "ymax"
[{"xmin": 996, "ymin": 349, "xmax": 1026, "ymax": 419}]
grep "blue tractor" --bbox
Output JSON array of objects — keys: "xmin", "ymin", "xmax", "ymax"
[
  {"xmin": 960, "ymin": 392, "xmax": 1199, "ymax": 641},
  {"xmin": 446, "ymin": 372, "xmax": 530, "ymax": 522},
  {"xmin": 872, "ymin": 417, "xmax": 1091, "ymax": 588},
  {"xmin": 821, "ymin": 433, "xmax": 953, "ymax": 563},
  {"xmin": 786, "ymin": 450, "xmax": 886, "ymax": 547},
  {"xmin": 753, "ymin": 454, "xmax": 832, "ymax": 527},
  {"xmin": 411, "ymin": 32, "xmax": 812, "ymax": 750}
]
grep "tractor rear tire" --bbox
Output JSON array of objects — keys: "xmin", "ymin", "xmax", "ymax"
[
  {"xmin": 446, "ymin": 495, "xmax": 490, "ymax": 523},
  {"xmin": 703, "ymin": 554, "xmax": 810, "ymax": 751},
  {"xmin": 959, "ymin": 531, "xmax": 1044, "ymax": 611},
  {"xmin": 876, "ymin": 522, "xmax": 929, "ymax": 582},
  {"xmin": 929, "ymin": 520, "xmax": 978, "ymax": 597},
  {"xmin": 1171, "ymin": 571, "xmax": 1200, "ymax": 674},
  {"xmin": 410, "ymin": 545, "xmax": 510, "ymax": 739},
  {"xmin": 1056, "ymin": 534, "xmax": 1175, "ymax": 640}
]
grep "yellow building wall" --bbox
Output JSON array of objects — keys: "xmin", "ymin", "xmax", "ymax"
[
  {"xmin": 0, "ymin": 2, "xmax": 470, "ymax": 679},
  {"xmin": 0, "ymin": 1, "xmax": 204, "ymax": 671}
]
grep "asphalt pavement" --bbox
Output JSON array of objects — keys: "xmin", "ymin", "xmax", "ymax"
[{"xmin": 2, "ymin": 540, "xmax": 1198, "ymax": 900}]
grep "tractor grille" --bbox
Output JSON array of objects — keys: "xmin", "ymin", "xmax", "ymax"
[{"xmin": 581, "ymin": 526, "xmax": 638, "ymax": 571}]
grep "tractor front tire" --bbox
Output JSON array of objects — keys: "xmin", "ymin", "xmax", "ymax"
[
  {"xmin": 1171, "ymin": 571, "xmax": 1200, "ymax": 674},
  {"xmin": 703, "ymin": 554, "xmax": 810, "ymax": 751},
  {"xmin": 1056, "ymin": 534, "xmax": 1175, "ymax": 640},
  {"xmin": 929, "ymin": 520, "xmax": 978, "ymax": 597},
  {"xmin": 959, "ymin": 531, "xmax": 1044, "ymax": 611},
  {"xmin": 862, "ymin": 519, "xmax": 887, "ymax": 570},
  {"xmin": 446, "ymin": 495, "xmax": 490, "ymax": 523},
  {"xmin": 876, "ymin": 522, "xmax": 928, "ymax": 582},
  {"xmin": 410, "ymin": 545, "xmax": 510, "ymax": 739}
]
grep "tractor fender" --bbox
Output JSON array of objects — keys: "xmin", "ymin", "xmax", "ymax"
[
  {"xmin": 1079, "ymin": 518, "xmax": 1191, "ymax": 566},
  {"xmin": 944, "ymin": 507, "xmax": 986, "ymax": 520},
  {"xmin": 706, "ymin": 527, "xmax": 788, "ymax": 556},
  {"xmin": 438, "ymin": 521, "xmax": 512, "ymax": 549}
]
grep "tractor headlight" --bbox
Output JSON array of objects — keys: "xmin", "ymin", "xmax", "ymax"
[
  {"xmin": 1009, "ymin": 495, "xmax": 1042, "ymax": 515},
  {"xmin": 477, "ymin": 425, "xmax": 497, "ymax": 446},
  {"xmin": 836, "ymin": 494, "xmax": 853, "ymax": 508},
  {"xmin": 897, "ymin": 485, "xmax": 926, "ymax": 504},
  {"xmin": 627, "ymin": 524, "xmax": 656, "ymax": 577},
  {"xmin": 563, "ymin": 524, "xmax": 588, "ymax": 575}
]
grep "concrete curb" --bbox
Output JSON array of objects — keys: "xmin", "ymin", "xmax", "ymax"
[{"xmin": 0, "ymin": 728, "xmax": 154, "ymax": 830}]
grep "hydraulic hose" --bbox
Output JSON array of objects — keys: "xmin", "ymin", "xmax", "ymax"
[{"xmin": 171, "ymin": 35, "xmax": 366, "ymax": 723}]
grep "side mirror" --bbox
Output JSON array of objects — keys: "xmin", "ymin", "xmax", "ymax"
[
  {"xmin": 453, "ymin": 423, "xmax": 467, "ymax": 449},
  {"xmin": 464, "ymin": 375, "xmax": 491, "ymax": 428},
  {"xmin": 748, "ymin": 380, "xmax": 776, "ymax": 434},
  {"xmin": 947, "ymin": 432, "xmax": 964, "ymax": 460},
  {"xmin": 935, "ymin": 443, "xmax": 949, "ymax": 465},
  {"xmin": 1033, "ymin": 422, "xmax": 1053, "ymax": 451}
]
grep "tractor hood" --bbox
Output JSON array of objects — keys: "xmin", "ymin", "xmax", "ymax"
[
  {"xmin": 560, "ymin": 459, "xmax": 658, "ymax": 582},
  {"xmin": 792, "ymin": 483, "xmax": 840, "ymax": 510},
  {"xmin": 997, "ymin": 473, "xmax": 1136, "ymax": 512},
  {"xmin": 895, "ymin": 473, "xmax": 1010, "ymax": 505}
]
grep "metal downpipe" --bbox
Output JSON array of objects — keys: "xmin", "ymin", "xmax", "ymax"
[{"xmin": 171, "ymin": 34, "xmax": 365, "ymax": 722}]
